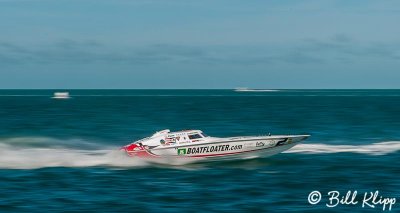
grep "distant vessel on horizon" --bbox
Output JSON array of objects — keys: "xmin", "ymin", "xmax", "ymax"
[
  {"xmin": 234, "ymin": 87, "xmax": 279, "ymax": 92},
  {"xmin": 52, "ymin": 92, "xmax": 70, "ymax": 99}
]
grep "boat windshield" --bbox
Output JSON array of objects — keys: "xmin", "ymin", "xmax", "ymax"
[{"xmin": 189, "ymin": 134, "xmax": 203, "ymax": 140}]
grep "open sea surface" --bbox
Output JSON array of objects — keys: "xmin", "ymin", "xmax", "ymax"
[{"xmin": 0, "ymin": 89, "xmax": 399, "ymax": 212}]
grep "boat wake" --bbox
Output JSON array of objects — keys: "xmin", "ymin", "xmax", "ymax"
[
  {"xmin": 286, "ymin": 141, "xmax": 400, "ymax": 155},
  {"xmin": 0, "ymin": 137, "xmax": 148, "ymax": 169},
  {"xmin": 0, "ymin": 146, "xmax": 149, "ymax": 169},
  {"xmin": 234, "ymin": 88, "xmax": 279, "ymax": 92},
  {"xmin": 0, "ymin": 137, "xmax": 399, "ymax": 169}
]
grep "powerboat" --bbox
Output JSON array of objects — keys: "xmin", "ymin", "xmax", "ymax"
[
  {"xmin": 121, "ymin": 129, "xmax": 309, "ymax": 163},
  {"xmin": 234, "ymin": 87, "xmax": 279, "ymax": 92},
  {"xmin": 52, "ymin": 92, "xmax": 70, "ymax": 99}
]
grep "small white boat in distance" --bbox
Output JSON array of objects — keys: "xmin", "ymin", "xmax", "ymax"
[
  {"xmin": 121, "ymin": 129, "xmax": 309, "ymax": 164},
  {"xmin": 234, "ymin": 87, "xmax": 279, "ymax": 92},
  {"xmin": 52, "ymin": 92, "xmax": 70, "ymax": 99}
]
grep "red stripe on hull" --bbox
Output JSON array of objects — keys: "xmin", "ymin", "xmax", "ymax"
[
  {"xmin": 125, "ymin": 145, "xmax": 289, "ymax": 159},
  {"xmin": 187, "ymin": 146, "xmax": 279, "ymax": 158}
]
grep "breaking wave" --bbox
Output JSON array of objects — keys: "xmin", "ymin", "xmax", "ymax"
[{"xmin": 286, "ymin": 141, "xmax": 400, "ymax": 155}]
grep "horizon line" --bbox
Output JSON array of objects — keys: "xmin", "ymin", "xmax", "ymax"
[{"xmin": 1, "ymin": 88, "xmax": 400, "ymax": 90}]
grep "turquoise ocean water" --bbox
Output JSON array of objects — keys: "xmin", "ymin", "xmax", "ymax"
[{"xmin": 0, "ymin": 89, "xmax": 399, "ymax": 212}]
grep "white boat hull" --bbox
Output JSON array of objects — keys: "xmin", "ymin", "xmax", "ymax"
[{"xmin": 123, "ymin": 134, "xmax": 309, "ymax": 164}]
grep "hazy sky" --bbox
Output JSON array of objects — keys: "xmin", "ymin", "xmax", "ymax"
[{"xmin": 1, "ymin": 0, "xmax": 399, "ymax": 89}]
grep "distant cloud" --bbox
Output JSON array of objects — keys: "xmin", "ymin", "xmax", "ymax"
[
  {"xmin": 296, "ymin": 34, "xmax": 400, "ymax": 61},
  {"xmin": 0, "ymin": 41, "xmax": 209, "ymax": 65},
  {"xmin": 0, "ymin": 35, "xmax": 399, "ymax": 67}
]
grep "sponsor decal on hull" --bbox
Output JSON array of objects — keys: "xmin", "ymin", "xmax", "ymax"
[
  {"xmin": 256, "ymin": 142, "xmax": 265, "ymax": 147},
  {"xmin": 177, "ymin": 148, "xmax": 187, "ymax": 155},
  {"xmin": 177, "ymin": 144, "xmax": 243, "ymax": 155},
  {"xmin": 276, "ymin": 138, "xmax": 292, "ymax": 146}
]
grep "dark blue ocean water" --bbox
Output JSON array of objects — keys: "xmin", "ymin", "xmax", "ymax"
[{"xmin": 0, "ymin": 89, "xmax": 399, "ymax": 212}]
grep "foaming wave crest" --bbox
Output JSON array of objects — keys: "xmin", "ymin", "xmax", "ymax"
[
  {"xmin": 0, "ymin": 137, "xmax": 148, "ymax": 169},
  {"xmin": 286, "ymin": 141, "xmax": 400, "ymax": 155}
]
